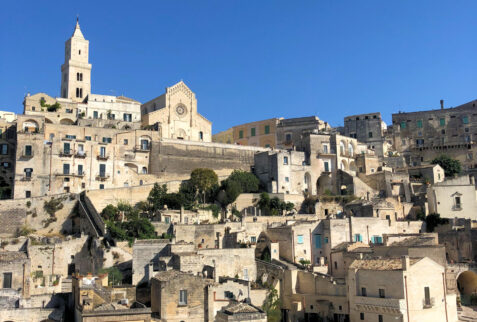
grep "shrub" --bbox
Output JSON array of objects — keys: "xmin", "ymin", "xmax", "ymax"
[
  {"xmin": 26, "ymin": 201, "xmax": 31, "ymax": 208},
  {"xmin": 17, "ymin": 225, "xmax": 35, "ymax": 237},
  {"xmin": 44, "ymin": 198, "xmax": 64, "ymax": 217}
]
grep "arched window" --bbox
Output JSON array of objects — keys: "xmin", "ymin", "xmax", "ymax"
[
  {"xmin": 199, "ymin": 131, "xmax": 204, "ymax": 141},
  {"xmin": 142, "ymin": 167, "xmax": 147, "ymax": 174},
  {"xmin": 340, "ymin": 141, "xmax": 345, "ymax": 155},
  {"xmin": 348, "ymin": 143, "xmax": 354, "ymax": 156}
]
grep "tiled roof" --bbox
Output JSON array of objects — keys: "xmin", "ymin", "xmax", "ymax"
[
  {"xmin": 0, "ymin": 251, "xmax": 27, "ymax": 262},
  {"xmin": 223, "ymin": 302, "xmax": 264, "ymax": 314},
  {"xmin": 349, "ymin": 257, "xmax": 420, "ymax": 271}
]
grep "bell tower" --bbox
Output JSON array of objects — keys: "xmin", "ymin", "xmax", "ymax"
[{"xmin": 61, "ymin": 18, "xmax": 92, "ymax": 102}]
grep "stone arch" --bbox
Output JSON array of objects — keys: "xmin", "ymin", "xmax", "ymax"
[
  {"xmin": 457, "ymin": 270, "xmax": 477, "ymax": 297},
  {"xmin": 60, "ymin": 118, "xmax": 75, "ymax": 125},
  {"xmin": 23, "ymin": 119, "xmax": 39, "ymax": 132},
  {"xmin": 339, "ymin": 141, "xmax": 346, "ymax": 155},
  {"xmin": 304, "ymin": 172, "xmax": 312, "ymax": 194},
  {"xmin": 317, "ymin": 174, "xmax": 332, "ymax": 195},
  {"xmin": 142, "ymin": 167, "xmax": 148, "ymax": 174},
  {"xmin": 176, "ymin": 128, "xmax": 187, "ymax": 140},
  {"xmin": 348, "ymin": 142, "xmax": 354, "ymax": 156},
  {"xmin": 124, "ymin": 163, "xmax": 138, "ymax": 173},
  {"xmin": 349, "ymin": 161, "xmax": 357, "ymax": 172},
  {"xmin": 340, "ymin": 159, "xmax": 348, "ymax": 171},
  {"xmin": 44, "ymin": 118, "xmax": 53, "ymax": 124}
]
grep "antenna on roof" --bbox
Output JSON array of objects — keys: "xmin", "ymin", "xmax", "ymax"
[{"xmin": 76, "ymin": 14, "xmax": 79, "ymax": 23}]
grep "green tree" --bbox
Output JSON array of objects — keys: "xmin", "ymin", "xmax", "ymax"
[
  {"xmin": 226, "ymin": 170, "xmax": 259, "ymax": 193},
  {"xmin": 425, "ymin": 213, "xmax": 449, "ymax": 232},
  {"xmin": 190, "ymin": 168, "xmax": 218, "ymax": 203},
  {"xmin": 262, "ymin": 285, "xmax": 281, "ymax": 322},
  {"xmin": 147, "ymin": 183, "xmax": 168, "ymax": 212},
  {"xmin": 431, "ymin": 155, "xmax": 462, "ymax": 177},
  {"xmin": 258, "ymin": 192, "xmax": 271, "ymax": 210},
  {"xmin": 99, "ymin": 267, "xmax": 123, "ymax": 286},
  {"xmin": 101, "ymin": 204, "xmax": 120, "ymax": 221}
]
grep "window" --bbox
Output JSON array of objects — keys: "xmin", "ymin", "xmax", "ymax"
[
  {"xmin": 400, "ymin": 121, "xmax": 406, "ymax": 129},
  {"xmin": 123, "ymin": 113, "xmax": 132, "ymax": 122},
  {"xmin": 243, "ymin": 268, "xmax": 249, "ymax": 281},
  {"xmin": 93, "ymin": 111, "xmax": 98, "ymax": 119},
  {"xmin": 285, "ymin": 177, "xmax": 289, "ymax": 182},
  {"xmin": 63, "ymin": 164, "xmax": 70, "ymax": 175},
  {"xmin": 25, "ymin": 145, "xmax": 32, "ymax": 156},
  {"xmin": 368, "ymin": 131, "xmax": 373, "ymax": 138},
  {"xmin": 324, "ymin": 237, "xmax": 328, "ymax": 244},
  {"xmin": 102, "ymin": 137, "xmax": 112, "ymax": 143},
  {"xmin": 455, "ymin": 196, "xmax": 461, "ymax": 209},
  {"xmin": 199, "ymin": 131, "xmax": 204, "ymax": 141},
  {"xmin": 85, "ymin": 136, "xmax": 91, "ymax": 141},
  {"xmin": 324, "ymin": 161, "xmax": 329, "ymax": 172},
  {"xmin": 251, "ymin": 127, "xmax": 256, "ymax": 137},
  {"xmin": 440, "ymin": 118, "xmax": 445, "ymax": 126},
  {"xmin": 297, "ymin": 235, "xmax": 304, "ymax": 244},
  {"xmin": 354, "ymin": 234, "xmax": 362, "ymax": 242},
  {"xmin": 379, "ymin": 288, "xmax": 385, "ymax": 298},
  {"xmin": 26, "ymin": 191, "xmax": 31, "ymax": 198},
  {"xmin": 251, "ymin": 236, "xmax": 256, "ymax": 243},
  {"xmin": 179, "ymin": 290, "xmax": 188, "ymax": 305},
  {"xmin": 323, "ymin": 144, "xmax": 328, "ymax": 153},
  {"xmin": 99, "ymin": 184, "xmax": 104, "ymax": 189},
  {"xmin": 63, "ymin": 142, "xmax": 70, "ymax": 154},
  {"xmin": 264, "ymin": 125, "xmax": 270, "ymax": 134},
  {"xmin": 142, "ymin": 167, "xmax": 147, "ymax": 174},
  {"xmin": 239, "ymin": 130, "xmax": 244, "ymax": 139},
  {"xmin": 1, "ymin": 144, "xmax": 8, "ymax": 155},
  {"xmin": 334, "ymin": 261, "xmax": 337, "ymax": 269},
  {"xmin": 360, "ymin": 313, "xmax": 365, "ymax": 320},
  {"xmin": 314, "ymin": 234, "xmax": 322, "ymax": 248},
  {"xmin": 285, "ymin": 133, "xmax": 292, "ymax": 142},
  {"xmin": 100, "ymin": 147, "xmax": 106, "ymax": 157},
  {"xmin": 401, "ymin": 139, "xmax": 406, "ymax": 145},
  {"xmin": 25, "ymin": 168, "xmax": 33, "ymax": 178},
  {"xmin": 283, "ymin": 156, "xmax": 289, "ymax": 165},
  {"xmin": 378, "ymin": 315, "xmax": 383, "ymax": 322},
  {"xmin": 463, "ymin": 116, "xmax": 469, "ymax": 124},
  {"xmin": 78, "ymin": 164, "xmax": 83, "ymax": 175},
  {"xmin": 124, "ymin": 139, "xmax": 128, "ymax": 145},
  {"xmin": 417, "ymin": 120, "xmax": 423, "ymax": 128},
  {"xmin": 3, "ymin": 162, "xmax": 9, "ymax": 168},
  {"xmin": 361, "ymin": 287, "xmax": 367, "ymax": 296},
  {"xmin": 2, "ymin": 272, "xmax": 12, "ymax": 288},
  {"xmin": 99, "ymin": 164, "xmax": 106, "ymax": 177},
  {"xmin": 141, "ymin": 139, "xmax": 149, "ymax": 150},
  {"xmin": 424, "ymin": 287, "xmax": 431, "ymax": 306}
]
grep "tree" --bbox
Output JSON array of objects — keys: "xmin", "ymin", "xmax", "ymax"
[
  {"xmin": 147, "ymin": 183, "xmax": 168, "ymax": 212},
  {"xmin": 99, "ymin": 267, "xmax": 123, "ymax": 286},
  {"xmin": 190, "ymin": 168, "xmax": 218, "ymax": 203},
  {"xmin": 425, "ymin": 213, "xmax": 449, "ymax": 232},
  {"xmin": 178, "ymin": 181, "xmax": 198, "ymax": 209},
  {"xmin": 431, "ymin": 155, "xmax": 462, "ymax": 177},
  {"xmin": 262, "ymin": 285, "xmax": 281, "ymax": 322},
  {"xmin": 101, "ymin": 204, "xmax": 120, "ymax": 221},
  {"xmin": 226, "ymin": 170, "xmax": 259, "ymax": 193}
]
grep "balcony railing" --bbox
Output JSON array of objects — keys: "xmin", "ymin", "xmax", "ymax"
[
  {"xmin": 423, "ymin": 298, "xmax": 435, "ymax": 309},
  {"xmin": 21, "ymin": 176, "xmax": 32, "ymax": 181},
  {"xmin": 97, "ymin": 154, "xmax": 109, "ymax": 161},
  {"xmin": 59, "ymin": 150, "xmax": 73, "ymax": 157},
  {"xmin": 75, "ymin": 151, "xmax": 87, "ymax": 158},
  {"xmin": 96, "ymin": 173, "xmax": 110, "ymax": 181},
  {"xmin": 134, "ymin": 145, "xmax": 150, "ymax": 152},
  {"xmin": 22, "ymin": 152, "xmax": 33, "ymax": 158}
]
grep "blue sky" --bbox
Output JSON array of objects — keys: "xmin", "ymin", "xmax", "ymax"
[{"xmin": 1, "ymin": 1, "xmax": 477, "ymax": 133}]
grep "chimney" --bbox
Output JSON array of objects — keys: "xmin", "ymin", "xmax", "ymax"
[
  {"xmin": 402, "ymin": 255, "xmax": 410, "ymax": 271},
  {"xmin": 440, "ymin": 100, "xmax": 444, "ymax": 110}
]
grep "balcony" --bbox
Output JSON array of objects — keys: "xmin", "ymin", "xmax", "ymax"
[
  {"xmin": 354, "ymin": 295, "xmax": 405, "ymax": 314},
  {"xmin": 20, "ymin": 176, "xmax": 32, "ymax": 181},
  {"xmin": 75, "ymin": 151, "xmax": 87, "ymax": 158},
  {"xmin": 59, "ymin": 150, "xmax": 73, "ymax": 157},
  {"xmin": 55, "ymin": 172, "xmax": 74, "ymax": 177},
  {"xmin": 134, "ymin": 145, "xmax": 150, "ymax": 152},
  {"xmin": 97, "ymin": 154, "xmax": 109, "ymax": 161},
  {"xmin": 75, "ymin": 171, "xmax": 85, "ymax": 177},
  {"xmin": 96, "ymin": 173, "xmax": 110, "ymax": 181},
  {"xmin": 423, "ymin": 298, "xmax": 435, "ymax": 309},
  {"xmin": 22, "ymin": 152, "xmax": 33, "ymax": 158}
]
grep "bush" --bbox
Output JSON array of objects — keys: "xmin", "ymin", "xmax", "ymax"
[
  {"xmin": 425, "ymin": 213, "xmax": 449, "ymax": 232},
  {"xmin": 26, "ymin": 201, "xmax": 31, "ymax": 208},
  {"xmin": 101, "ymin": 204, "xmax": 120, "ymax": 221},
  {"xmin": 44, "ymin": 198, "xmax": 64, "ymax": 217},
  {"xmin": 431, "ymin": 155, "xmax": 462, "ymax": 177}
]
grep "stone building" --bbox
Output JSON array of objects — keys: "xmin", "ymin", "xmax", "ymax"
[
  {"xmin": 392, "ymin": 99, "xmax": 477, "ymax": 172},
  {"xmin": 348, "ymin": 256, "xmax": 457, "ymax": 322},
  {"xmin": 276, "ymin": 116, "xmax": 330, "ymax": 149},
  {"xmin": 427, "ymin": 175, "xmax": 477, "ymax": 220},
  {"xmin": 215, "ymin": 301, "xmax": 267, "ymax": 322},
  {"xmin": 213, "ymin": 118, "xmax": 280, "ymax": 148},
  {"xmin": 254, "ymin": 150, "xmax": 312, "ymax": 195},
  {"xmin": 151, "ymin": 270, "xmax": 214, "ymax": 322},
  {"xmin": 343, "ymin": 112, "xmax": 389, "ymax": 157},
  {"xmin": 141, "ymin": 81, "xmax": 212, "ymax": 142}
]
